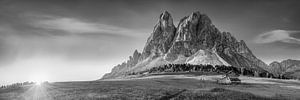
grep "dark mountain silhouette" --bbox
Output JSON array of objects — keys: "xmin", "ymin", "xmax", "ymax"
[{"xmin": 102, "ymin": 11, "xmax": 270, "ymax": 79}]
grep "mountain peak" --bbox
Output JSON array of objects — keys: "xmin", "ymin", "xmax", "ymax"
[
  {"xmin": 187, "ymin": 11, "xmax": 201, "ymax": 22},
  {"xmin": 199, "ymin": 13, "xmax": 212, "ymax": 25},
  {"xmin": 160, "ymin": 11, "xmax": 171, "ymax": 19},
  {"xmin": 142, "ymin": 11, "xmax": 176, "ymax": 59},
  {"xmin": 158, "ymin": 11, "xmax": 174, "ymax": 28},
  {"xmin": 270, "ymin": 61, "xmax": 280, "ymax": 65},
  {"xmin": 102, "ymin": 11, "xmax": 270, "ymax": 79}
]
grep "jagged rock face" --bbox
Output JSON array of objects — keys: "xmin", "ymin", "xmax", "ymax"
[
  {"xmin": 128, "ymin": 50, "xmax": 142, "ymax": 66},
  {"xmin": 212, "ymin": 30, "xmax": 268, "ymax": 72},
  {"xmin": 102, "ymin": 50, "xmax": 141, "ymax": 79},
  {"xmin": 102, "ymin": 11, "xmax": 270, "ymax": 79},
  {"xmin": 141, "ymin": 11, "xmax": 176, "ymax": 59},
  {"xmin": 165, "ymin": 12, "xmax": 219, "ymax": 61},
  {"xmin": 268, "ymin": 59, "xmax": 300, "ymax": 78}
]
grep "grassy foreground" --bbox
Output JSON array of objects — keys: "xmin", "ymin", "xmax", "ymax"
[{"xmin": 0, "ymin": 75, "xmax": 299, "ymax": 100}]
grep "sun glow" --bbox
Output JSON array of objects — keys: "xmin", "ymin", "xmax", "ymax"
[
  {"xmin": 35, "ymin": 81, "xmax": 42, "ymax": 85},
  {"xmin": 30, "ymin": 73, "xmax": 49, "ymax": 86}
]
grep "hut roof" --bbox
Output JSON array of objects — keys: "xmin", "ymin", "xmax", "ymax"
[{"xmin": 229, "ymin": 77, "xmax": 241, "ymax": 81}]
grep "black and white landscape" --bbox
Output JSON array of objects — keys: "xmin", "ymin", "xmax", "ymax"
[{"xmin": 1, "ymin": 0, "xmax": 300, "ymax": 100}]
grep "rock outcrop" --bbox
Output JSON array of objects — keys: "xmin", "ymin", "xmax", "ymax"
[{"xmin": 102, "ymin": 11, "xmax": 269, "ymax": 79}]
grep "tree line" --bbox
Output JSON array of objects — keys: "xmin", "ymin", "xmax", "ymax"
[
  {"xmin": 128, "ymin": 64, "xmax": 273, "ymax": 78},
  {"xmin": 1, "ymin": 81, "xmax": 35, "ymax": 89}
]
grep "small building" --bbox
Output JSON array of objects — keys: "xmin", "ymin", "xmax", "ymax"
[
  {"xmin": 217, "ymin": 71, "xmax": 241, "ymax": 84},
  {"xmin": 217, "ymin": 76, "xmax": 241, "ymax": 84},
  {"xmin": 229, "ymin": 77, "xmax": 241, "ymax": 84},
  {"xmin": 217, "ymin": 76, "xmax": 231, "ymax": 84}
]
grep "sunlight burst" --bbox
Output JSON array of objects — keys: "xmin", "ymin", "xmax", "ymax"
[
  {"xmin": 30, "ymin": 73, "xmax": 49, "ymax": 86},
  {"xmin": 35, "ymin": 81, "xmax": 42, "ymax": 85}
]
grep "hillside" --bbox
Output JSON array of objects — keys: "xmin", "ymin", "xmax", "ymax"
[{"xmin": 268, "ymin": 59, "xmax": 300, "ymax": 79}]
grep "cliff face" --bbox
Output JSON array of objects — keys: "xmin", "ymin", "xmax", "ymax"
[
  {"xmin": 102, "ymin": 11, "xmax": 269, "ymax": 79},
  {"xmin": 142, "ymin": 11, "xmax": 176, "ymax": 60}
]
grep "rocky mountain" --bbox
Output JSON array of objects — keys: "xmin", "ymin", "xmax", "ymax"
[
  {"xmin": 102, "ymin": 11, "xmax": 269, "ymax": 79},
  {"xmin": 268, "ymin": 59, "xmax": 300, "ymax": 79}
]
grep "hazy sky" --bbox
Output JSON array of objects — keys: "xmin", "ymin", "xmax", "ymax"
[{"xmin": 0, "ymin": 0, "xmax": 300, "ymax": 85}]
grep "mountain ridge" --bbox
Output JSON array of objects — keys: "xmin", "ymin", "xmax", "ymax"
[
  {"xmin": 268, "ymin": 59, "xmax": 300, "ymax": 79},
  {"xmin": 102, "ymin": 11, "xmax": 270, "ymax": 79}
]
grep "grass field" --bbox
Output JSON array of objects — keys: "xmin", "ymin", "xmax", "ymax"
[{"xmin": 1, "ymin": 73, "xmax": 300, "ymax": 100}]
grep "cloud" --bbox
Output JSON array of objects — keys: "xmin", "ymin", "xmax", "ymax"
[
  {"xmin": 254, "ymin": 30, "xmax": 300, "ymax": 44},
  {"xmin": 29, "ymin": 16, "xmax": 142, "ymax": 37}
]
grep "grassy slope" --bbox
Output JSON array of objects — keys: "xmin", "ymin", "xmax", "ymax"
[{"xmin": 0, "ymin": 75, "xmax": 299, "ymax": 100}]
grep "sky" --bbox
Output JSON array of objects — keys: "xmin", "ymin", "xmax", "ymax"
[{"xmin": 0, "ymin": 0, "xmax": 300, "ymax": 85}]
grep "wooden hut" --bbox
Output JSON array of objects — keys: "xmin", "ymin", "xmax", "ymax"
[
  {"xmin": 217, "ymin": 71, "xmax": 241, "ymax": 84},
  {"xmin": 217, "ymin": 76, "xmax": 241, "ymax": 84},
  {"xmin": 217, "ymin": 76, "xmax": 231, "ymax": 84}
]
